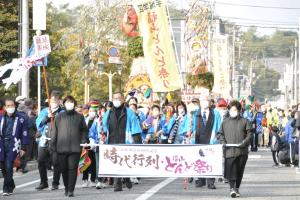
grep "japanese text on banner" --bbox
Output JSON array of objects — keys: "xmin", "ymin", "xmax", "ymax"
[
  {"xmin": 133, "ymin": 0, "xmax": 183, "ymax": 92},
  {"xmin": 98, "ymin": 144, "xmax": 223, "ymax": 178}
]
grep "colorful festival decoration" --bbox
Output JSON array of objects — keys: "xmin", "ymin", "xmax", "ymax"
[
  {"xmin": 122, "ymin": 5, "xmax": 139, "ymax": 37},
  {"xmin": 185, "ymin": 2, "xmax": 210, "ymax": 75}
]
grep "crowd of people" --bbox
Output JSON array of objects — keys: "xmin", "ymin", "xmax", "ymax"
[{"xmin": 0, "ymin": 90, "xmax": 299, "ymax": 198}]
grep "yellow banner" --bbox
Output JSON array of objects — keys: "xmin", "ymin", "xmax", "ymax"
[{"xmin": 133, "ymin": 0, "xmax": 183, "ymax": 92}]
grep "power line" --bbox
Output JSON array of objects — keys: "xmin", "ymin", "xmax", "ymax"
[
  {"xmin": 200, "ymin": 0, "xmax": 300, "ymax": 10},
  {"xmin": 222, "ymin": 22, "xmax": 298, "ymax": 30},
  {"xmin": 218, "ymin": 16, "xmax": 296, "ymax": 25}
]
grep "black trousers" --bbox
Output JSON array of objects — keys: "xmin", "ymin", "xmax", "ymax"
[
  {"xmin": 251, "ymin": 133, "xmax": 258, "ymax": 151},
  {"xmin": 58, "ymin": 153, "xmax": 80, "ymax": 193},
  {"xmin": 272, "ymin": 150, "xmax": 279, "ymax": 165},
  {"xmin": 37, "ymin": 147, "xmax": 61, "ymax": 186},
  {"xmin": 196, "ymin": 178, "xmax": 215, "ymax": 186},
  {"xmin": 82, "ymin": 150, "xmax": 96, "ymax": 182},
  {"xmin": 225, "ymin": 155, "xmax": 248, "ymax": 189}
]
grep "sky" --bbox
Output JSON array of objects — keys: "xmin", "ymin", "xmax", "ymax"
[{"xmin": 48, "ymin": 0, "xmax": 300, "ymax": 35}]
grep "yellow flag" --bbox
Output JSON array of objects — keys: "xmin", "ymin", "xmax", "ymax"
[{"xmin": 133, "ymin": 0, "xmax": 183, "ymax": 92}]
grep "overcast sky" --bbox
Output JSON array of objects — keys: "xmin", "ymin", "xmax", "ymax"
[{"xmin": 48, "ymin": 0, "xmax": 300, "ymax": 35}]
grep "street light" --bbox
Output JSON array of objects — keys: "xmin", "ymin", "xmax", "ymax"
[{"xmin": 97, "ymin": 61, "xmax": 123, "ymax": 101}]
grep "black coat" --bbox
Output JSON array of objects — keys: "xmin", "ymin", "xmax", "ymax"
[
  {"xmin": 51, "ymin": 110, "xmax": 88, "ymax": 154},
  {"xmin": 219, "ymin": 116, "xmax": 252, "ymax": 158}
]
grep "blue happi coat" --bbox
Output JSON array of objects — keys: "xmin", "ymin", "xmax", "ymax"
[
  {"xmin": 89, "ymin": 118, "xmax": 104, "ymax": 145},
  {"xmin": 0, "ymin": 112, "xmax": 29, "ymax": 161},
  {"xmin": 165, "ymin": 114, "xmax": 190, "ymax": 138},
  {"xmin": 102, "ymin": 107, "xmax": 142, "ymax": 144},
  {"xmin": 191, "ymin": 109, "xmax": 222, "ymax": 144},
  {"xmin": 36, "ymin": 107, "xmax": 64, "ymax": 147}
]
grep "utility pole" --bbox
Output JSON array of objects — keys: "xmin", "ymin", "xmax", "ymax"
[
  {"xmin": 294, "ymin": 40, "xmax": 298, "ymax": 104},
  {"xmin": 21, "ymin": 0, "xmax": 30, "ymax": 98},
  {"xmin": 249, "ymin": 59, "xmax": 253, "ymax": 96},
  {"xmin": 232, "ymin": 27, "xmax": 236, "ymax": 98}
]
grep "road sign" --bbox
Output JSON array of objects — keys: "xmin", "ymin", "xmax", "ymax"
[{"xmin": 108, "ymin": 46, "xmax": 121, "ymax": 64}]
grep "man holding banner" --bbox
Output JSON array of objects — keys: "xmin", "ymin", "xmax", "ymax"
[
  {"xmin": 219, "ymin": 100, "xmax": 253, "ymax": 198},
  {"xmin": 192, "ymin": 95, "xmax": 222, "ymax": 189},
  {"xmin": 102, "ymin": 92, "xmax": 142, "ymax": 192}
]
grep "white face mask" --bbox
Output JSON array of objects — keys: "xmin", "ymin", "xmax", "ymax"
[
  {"xmin": 178, "ymin": 108, "xmax": 185, "ymax": 116},
  {"xmin": 89, "ymin": 111, "xmax": 96, "ymax": 119},
  {"xmin": 50, "ymin": 102, "xmax": 59, "ymax": 112},
  {"xmin": 113, "ymin": 100, "xmax": 122, "ymax": 108},
  {"xmin": 6, "ymin": 107, "xmax": 15, "ymax": 114},
  {"xmin": 65, "ymin": 102, "xmax": 75, "ymax": 111},
  {"xmin": 219, "ymin": 109, "xmax": 227, "ymax": 117},
  {"xmin": 200, "ymin": 100, "xmax": 209, "ymax": 109},
  {"xmin": 152, "ymin": 110, "xmax": 160, "ymax": 117},
  {"xmin": 229, "ymin": 110, "xmax": 238, "ymax": 118}
]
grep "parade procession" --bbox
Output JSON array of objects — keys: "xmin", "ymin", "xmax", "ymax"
[{"xmin": 0, "ymin": 0, "xmax": 300, "ymax": 199}]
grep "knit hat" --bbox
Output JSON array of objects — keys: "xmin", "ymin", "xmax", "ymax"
[
  {"xmin": 89, "ymin": 100, "xmax": 100, "ymax": 110},
  {"xmin": 217, "ymin": 98, "xmax": 227, "ymax": 108}
]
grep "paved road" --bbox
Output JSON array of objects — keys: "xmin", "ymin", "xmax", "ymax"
[{"xmin": 1, "ymin": 149, "xmax": 300, "ymax": 200}]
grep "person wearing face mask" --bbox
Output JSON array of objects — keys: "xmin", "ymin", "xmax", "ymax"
[
  {"xmin": 127, "ymin": 97, "xmax": 146, "ymax": 133},
  {"xmin": 102, "ymin": 92, "xmax": 142, "ymax": 192},
  {"xmin": 0, "ymin": 97, "xmax": 29, "ymax": 196},
  {"xmin": 165, "ymin": 101, "xmax": 190, "ymax": 144},
  {"xmin": 35, "ymin": 90, "xmax": 64, "ymax": 191},
  {"xmin": 142, "ymin": 105, "xmax": 166, "ymax": 144},
  {"xmin": 50, "ymin": 96, "xmax": 88, "ymax": 197},
  {"xmin": 89, "ymin": 106, "xmax": 109, "ymax": 189},
  {"xmin": 219, "ymin": 100, "xmax": 252, "ymax": 198},
  {"xmin": 191, "ymin": 95, "xmax": 222, "ymax": 189},
  {"xmin": 216, "ymin": 98, "xmax": 229, "ymax": 122},
  {"xmin": 81, "ymin": 100, "xmax": 100, "ymax": 188}
]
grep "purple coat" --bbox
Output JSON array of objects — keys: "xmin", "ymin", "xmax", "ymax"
[{"xmin": 0, "ymin": 112, "xmax": 29, "ymax": 162}]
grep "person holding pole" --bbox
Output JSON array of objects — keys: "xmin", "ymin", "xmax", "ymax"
[
  {"xmin": 50, "ymin": 95, "xmax": 88, "ymax": 197},
  {"xmin": 35, "ymin": 90, "xmax": 63, "ymax": 191},
  {"xmin": 218, "ymin": 100, "xmax": 253, "ymax": 198}
]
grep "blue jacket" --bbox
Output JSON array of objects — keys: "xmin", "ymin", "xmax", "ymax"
[
  {"xmin": 102, "ymin": 107, "xmax": 142, "ymax": 144},
  {"xmin": 165, "ymin": 114, "xmax": 190, "ymax": 137},
  {"xmin": 89, "ymin": 118, "xmax": 103, "ymax": 145},
  {"xmin": 0, "ymin": 112, "xmax": 29, "ymax": 161},
  {"xmin": 285, "ymin": 119, "xmax": 295, "ymax": 143},
  {"xmin": 36, "ymin": 107, "xmax": 64, "ymax": 147},
  {"xmin": 191, "ymin": 109, "xmax": 222, "ymax": 144}
]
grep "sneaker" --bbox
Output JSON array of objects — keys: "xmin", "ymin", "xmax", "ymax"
[
  {"xmin": 2, "ymin": 192, "xmax": 10, "ymax": 196},
  {"xmin": 82, "ymin": 180, "xmax": 89, "ymax": 188},
  {"xmin": 272, "ymin": 164, "xmax": 279, "ymax": 168},
  {"xmin": 236, "ymin": 188, "xmax": 240, "ymax": 197},
  {"xmin": 230, "ymin": 189, "xmax": 237, "ymax": 198},
  {"xmin": 131, "ymin": 177, "xmax": 139, "ymax": 184},
  {"xmin": 51, "ymin": 184, "xmax": 59, "ymax": 190},
  {"xmin": 96, "ymin": 182, "xmax": 103, "ymax": 189},
  {"xmin": 89, "ymin": 181, "xmax": 96, "ymax": 187}
]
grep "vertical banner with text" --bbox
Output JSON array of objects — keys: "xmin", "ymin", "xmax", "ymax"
[{"xmin": 133, "ymin": 0, "xmax": 183, "ymax": 92}]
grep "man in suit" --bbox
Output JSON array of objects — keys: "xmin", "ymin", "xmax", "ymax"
[{"xmin": 192, "ymin": 95, "xmax": 222, "ymax": 189}]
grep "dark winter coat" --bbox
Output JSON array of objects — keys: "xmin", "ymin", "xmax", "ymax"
[
  {"xmin": 219, "ymin": 115, "xmax": 253, "ymax": 158},
  {"xmin": 51, "ymin": 110, "xmax": 88, "ymax": 154}
]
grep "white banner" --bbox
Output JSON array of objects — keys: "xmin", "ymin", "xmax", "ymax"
[
  {"xmin": 33, "ymin": 0, "xmax": 46, "ymax": 30},
  {"xmin": 212, "ymin": 35, "xmax": 231, "ymax": 97},
  {"xmin": 98, "ymin": 144, "xmax": 223, "ymax": 178}
]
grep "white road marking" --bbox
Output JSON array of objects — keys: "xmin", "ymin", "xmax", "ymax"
[
  {"xmin": 135, "ymin": 178, "xmax": 176, "ymax": 200},
  {"xmin": 248, "ymin": 155, "xmax": 262, "ymax": 159},
  {"xmin": 0, "ymin": 176, "xmax": 53, "ymax": 194}
]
